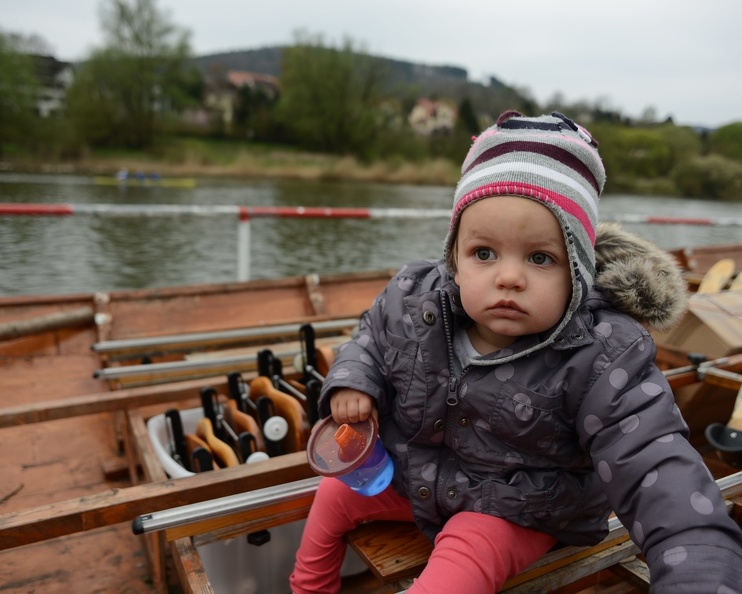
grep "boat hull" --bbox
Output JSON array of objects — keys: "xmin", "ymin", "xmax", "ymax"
[{"xmin": 0, "ymin": 246, "xmax": 740, "ymax": 594}]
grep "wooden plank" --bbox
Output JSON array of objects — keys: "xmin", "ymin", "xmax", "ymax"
[
  {"xmin": 0, "ymin": 451, "xmax": 314, "ymax": 550},
  {"xmin": 703, "ymin": 368, "xmax": 742, "ymax": 391},
  {"xmin": 501, "ymin": 539, "xmax": 640, "ymax": 594},
  {"xmin": 171, "ymin": 537, "xmax": 214, "ymax": 594},
  {"xmin": 0, "ymin": 306, "xmax": 94, "ymax": 342},
  {"xmin": 345, "ymin": 521, "xmax": 432, "ymax": 582},
  {"xmin": 349, "ymin": 472, "xmax": 742, "ymax": 589},
  {"xmin": 611, "ymin": 556, "xmax": 651, "ymax": 592},
  {"xmin": 2, "ymin": 349, "xmax": 739, "ymax": 430},
  {"xmin": 126, "ymin": 407, "xmax": 165, "ymax": 484},
  {"xmin": 0, "ymin": 377, "xmax": 227, "ymax": 428}
]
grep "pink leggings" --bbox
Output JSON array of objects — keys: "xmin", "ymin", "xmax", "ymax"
[{"xmin": 289, "ymin": 477, "xmax": 557, "ymax": 594}]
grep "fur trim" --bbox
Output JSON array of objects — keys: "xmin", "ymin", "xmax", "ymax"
[{"xmin": 594, "ymin": 223, "xmax": 688, "ymax": 332}]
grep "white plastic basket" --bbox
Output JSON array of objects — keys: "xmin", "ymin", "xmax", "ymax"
[{"xmin": 146, "ymin": 407, "xmax": 365, "ymax": 593}]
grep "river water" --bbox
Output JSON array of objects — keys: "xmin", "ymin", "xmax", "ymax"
[{"xmin": 1, "ymin": 173, "xmax": 740, "ymax": 297}]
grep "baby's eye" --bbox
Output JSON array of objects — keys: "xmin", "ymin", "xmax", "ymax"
[
  {"xmin": 529, "ymin": 252, "xmax": 554, "ymax": 265},
  {"xmin": 474, "ymin": 248, "xmax": 496, "ymax": 261}
]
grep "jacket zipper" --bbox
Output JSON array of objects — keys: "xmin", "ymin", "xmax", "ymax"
[{"xmin": 440, "ymin": 291, "xmax": 460, "ymax": 406}]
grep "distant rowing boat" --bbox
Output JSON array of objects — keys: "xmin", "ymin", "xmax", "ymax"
[{"xmin": 94, "ymin": 175, "xmax": 197, "ymax": 188}]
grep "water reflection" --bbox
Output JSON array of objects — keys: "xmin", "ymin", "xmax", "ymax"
[{"xmin": 0, "ymin": 173, "xmax": 740, "ymax": 296}]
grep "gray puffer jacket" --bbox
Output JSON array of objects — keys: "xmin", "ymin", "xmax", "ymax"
[{"xmin": 319, "ymin": 224, "xmax": 742, "ymax": 593}]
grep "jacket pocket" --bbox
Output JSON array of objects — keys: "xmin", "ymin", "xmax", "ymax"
[
  {"xmin": 490, "ymin": 381, "xmax": 563, "ymax": 455},
  {"xmin": 382, "ymin": 329, "xmax": 418, "ymax": 403}
]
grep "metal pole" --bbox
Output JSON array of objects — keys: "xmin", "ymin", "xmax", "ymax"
[
  {"xmin": 238, "ymin": 212, "xmax": 251, "ymax": 282},
  {"xmin": 131, "ymin": 476, "xmax": 320, "ymax": 535}
]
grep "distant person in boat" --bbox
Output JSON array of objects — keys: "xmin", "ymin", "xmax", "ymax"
[{"xmin": 290, "ymin": 112, "xmax": 742, "ymax": 594}]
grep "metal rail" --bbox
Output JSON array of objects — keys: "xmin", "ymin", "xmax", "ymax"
[
  {"xmin": 3, "ymin": 202, "xmax": 742, "ymax": 282},
  {"xmin": 91, "ymin": 317, "xmax": 358, "ymax": 357},
  {"xmin": 132, "ymin": 476, "xmax": 321, "ymax": 535},
  {"xmin": 132, "ymin": 471, "xmax": 742, "ymax": 537}
]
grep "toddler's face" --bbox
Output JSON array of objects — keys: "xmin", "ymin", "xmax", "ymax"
[{"xmin": 453, "ymin": 196, "xmax": 572, "ymax": 354}]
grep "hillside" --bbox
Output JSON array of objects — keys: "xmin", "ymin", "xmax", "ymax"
[{"xmin": 193, "ymin": 46, "xmax": 528, "ymax": 112}]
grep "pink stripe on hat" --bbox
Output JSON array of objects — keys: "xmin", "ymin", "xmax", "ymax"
[{"xmin": 451, "ymin": 182, "xmax": 596, "ymax": 244}]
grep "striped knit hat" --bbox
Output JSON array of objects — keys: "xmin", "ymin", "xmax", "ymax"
[{"xmin": 445, "ymin": 110, "xmax": 606, "ymax": 316}]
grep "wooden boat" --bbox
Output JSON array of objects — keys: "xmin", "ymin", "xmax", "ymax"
[
  {"xmin": 0, "ymin": 243, "xmax": 741, "ymax": 594},
  {"xmin": 94, "ymin": 175, "xmax": 197, "ymax": 188}
]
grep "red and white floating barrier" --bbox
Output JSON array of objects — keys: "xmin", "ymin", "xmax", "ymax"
[{"xmin": 2, "ymin": 203, "xmax": 741, "ymax": 280}]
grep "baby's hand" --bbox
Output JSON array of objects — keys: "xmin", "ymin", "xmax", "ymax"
[{"xmin": 330, "ymin": 389, "xmax": 377, "ymax": 425}]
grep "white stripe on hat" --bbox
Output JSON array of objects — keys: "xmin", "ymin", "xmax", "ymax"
[{"xmin": 459, "ymin": 161, "xmax": 599, "ymax": 220}]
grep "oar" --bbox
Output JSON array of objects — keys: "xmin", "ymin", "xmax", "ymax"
[
  {"xmin": 190, "ymin": 447, "xmax": 215, "ymax": 473},
  {"xmin": 316, "ymin": 345, "xmax": 336, "ymax": 377},
  {"xmin": 696, "ymin": 258, "xmax": 736, "ymax": 294},
  {"xmin": 184, "ymin": 433, "xmax": 217, "ymax": 472},
  {"xmin": 705, "ymin": 375, "xmax": 742, "ymax": 467},
  {"xmin": 250, "ymin": 376, "xmax": 309, "ymax": 453},
  {"xmin": 200, "ymin": 386, "xmax": 228, "ymax": 442},
  {"xmin": 195, "ymin": 417, "xmax": 240, "ymax": 468},
  {"xmin": 305, "ymin": 378, "xmax": 321, "ymax": 427},
  {"xmin": 255, "ymin": 396, "xmax": 287, "ymax": 457},
  {"xmin": 164, "ymin": 409, "xmax": 189, "ymax": 471},
  {"xmin": 258, "ymin": 349, "xmax": 307, "ymax": 405},
  {"xmin": 235, "ymin": 432, "xmax": 269, "ymax": 464},
  {"xmin": 224, "ymin": 399, "xmax": 266, "ymax": 453},
  {"xmin": 0, "ymin": 306, "xmax": 94, "ymax": 342},
  {"xmin": 226, "ymin": 371, "xmax": 259, "ymax": 417},
  {"xmin": 299, "ymin": 324, "xmax": 320, "ymax": 383}
]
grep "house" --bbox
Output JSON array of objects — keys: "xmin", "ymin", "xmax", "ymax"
[
  {"xmin": 408, "ymin": 98, "xmax": 457, "ymax": 135},
  {"xmin": 31, "ymin": 55, "xmax": 75, "ymax": 117},
  {"xmin": 203, "ymin": 69, "xmax": 280, "ymax": 133}
]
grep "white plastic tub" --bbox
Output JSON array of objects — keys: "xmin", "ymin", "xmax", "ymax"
[{"xmin": 147, "ymin": 408, "xmax": 366, "ymax": 593}]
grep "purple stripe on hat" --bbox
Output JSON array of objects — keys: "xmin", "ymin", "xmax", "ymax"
[
  {"xmin": 451, "ymin": 182, "xmax": 596, "ymax": 244},
  {"xmin": 463, "ymin": 141, "xmax": 600, "ymax": 195}
]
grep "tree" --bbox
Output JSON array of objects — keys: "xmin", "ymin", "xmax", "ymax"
[
  {"xmin": 709, "ymin": 122, "xmax": 742, "ymax": 163},
  {"xmin": 0, "ymin": 32, "xmax": 38, "ymax": 156},
  {"xmin": 66, "ymin": 0, "xmax": 199, "ymax": 148},
  {"xmin": 276, "ymin": 32, "xmax": 388, "ymax": 157},
  {"xmin": 232, "ymin": 84, "xmax": 279, "ymax": 142},
  {"xmin": 456, "ymin": 97, "xmax": 479, "ymax": 136}
]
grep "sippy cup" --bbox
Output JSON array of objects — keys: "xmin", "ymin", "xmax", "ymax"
[{"xmin": 307, "ymin": 415, "xmax": 393, "ymax": 496}]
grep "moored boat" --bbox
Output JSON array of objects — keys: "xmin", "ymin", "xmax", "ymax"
[{"xmin": 0, "ymin": 244, "xmax": 741, "ymax": 594}]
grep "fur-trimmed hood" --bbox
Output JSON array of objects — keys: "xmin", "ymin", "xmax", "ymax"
[{"xmin": 594, "ymin": 223, "xmax": 688, "ymax": 332}]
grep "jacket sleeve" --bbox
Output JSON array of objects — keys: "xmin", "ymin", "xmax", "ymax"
[
  {"xmin": 576, "ymin": 334, "xmax": 742, "ymax": 593},
  {"xmin": 317, "ymin": 274, "xmax": 398, "ymax": 419}
]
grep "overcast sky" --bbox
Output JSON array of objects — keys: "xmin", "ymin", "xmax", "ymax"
[{"xmin": 3, "ymin": 0, "xmax": 741, "ymax": 129}]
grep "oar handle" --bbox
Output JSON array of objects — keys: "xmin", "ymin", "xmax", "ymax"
[
  {"xmin": 196, "ymin": 418, "xmax": 239, "ymax": 467},
  {"xmin": 727, "ymin": 384, "xmax": 742, "ymax": 431}
]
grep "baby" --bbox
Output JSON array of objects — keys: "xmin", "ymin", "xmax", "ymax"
[{"xmin": 290, "ymin": 111, "xmax": 742, "ymax": 593}]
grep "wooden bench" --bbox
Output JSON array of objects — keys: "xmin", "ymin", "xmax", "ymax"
[
  {"xmin": 345, "ymin": 518, "xmax": 646, "ymax": 593},
  {"xmin": 345, "ymin": 471, "xmax": 742, "ymax": 593}
]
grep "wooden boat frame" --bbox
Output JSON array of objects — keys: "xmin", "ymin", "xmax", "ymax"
[{"xmin": 1, "ymin": 245, "xmax": 742, "ymax": 593}]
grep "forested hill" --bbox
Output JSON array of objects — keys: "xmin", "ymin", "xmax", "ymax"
[{"xmin": 193, "ymin": 46, "xmax": 525, "ymax": 109}]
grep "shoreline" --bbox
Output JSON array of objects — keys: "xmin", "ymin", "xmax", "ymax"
[{"xmin": 0, "ymin": 153, "xmax": 462, "ymax": 188}]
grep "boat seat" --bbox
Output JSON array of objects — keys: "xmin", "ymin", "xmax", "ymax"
[
  {"xmin": 345, "ymin": 480, "xmax": 741, "ymax": 592},
  {"xmin": 344, "ymin": 519, "xmax": 649, "ymax": 592}
]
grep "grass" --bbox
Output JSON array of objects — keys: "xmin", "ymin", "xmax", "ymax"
[{"xmin": 1, "ymin": 136, "xmax": 461, "ymax": 187}]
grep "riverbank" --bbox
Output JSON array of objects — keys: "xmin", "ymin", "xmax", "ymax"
[
  {"xmin": 0, "ymin": 151, "xmax": 680, "ymax": 196},
  {"xmin": 2, "ymin": 137, "xmax": 731, "ymax": 199},
  {"xmin": 0, "ymin": 143, "xmax": 462, "ymax": 187}
]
